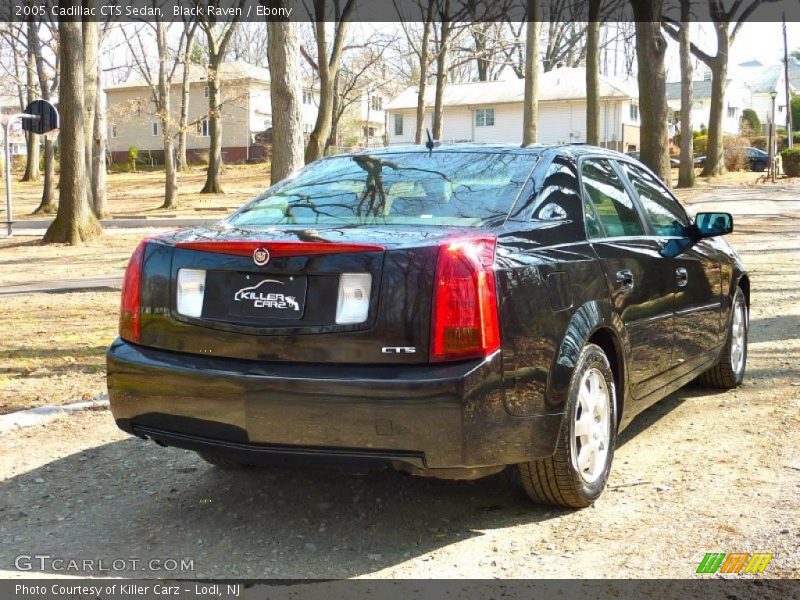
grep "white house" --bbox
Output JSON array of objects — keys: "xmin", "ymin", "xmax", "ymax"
[
  {"xmin": 386, "ymin": 67, "xmax": 641, "ymax": 152},
  {"xmin": 666, "ymin": 59, "xmax": 798, "ymax": 136}
]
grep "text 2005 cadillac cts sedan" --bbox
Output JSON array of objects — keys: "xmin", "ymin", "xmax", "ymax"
[{"xmin": 107, "ymin": 144, "xmax": 749, "ymax": 508}]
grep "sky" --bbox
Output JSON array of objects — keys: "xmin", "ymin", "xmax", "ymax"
[{"xmin": 664, "ymin": 21, "xmax": 800, "ymax": 82}]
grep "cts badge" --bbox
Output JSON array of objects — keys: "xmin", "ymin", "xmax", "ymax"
[
  {"xmin": 253, "ymin": 247, "xmax": 270, "ymax": 266},
  {"xmin": 382, "ymin": 346, "xmax": 416, "ymax": 354}
]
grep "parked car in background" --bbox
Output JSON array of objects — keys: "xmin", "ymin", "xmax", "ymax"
[
  {"xmin": 695, "ymin": 147, "xmax": 767, "ymax": 172},
  {"xmin": 108, "ymin": 144, "xmax": 749, "ymax": 509},
  {"xmin": 626, "ymin": 151, "xmax": 680, "ymax": 168}
]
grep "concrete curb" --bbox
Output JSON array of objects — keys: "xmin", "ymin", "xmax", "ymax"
[{"xmin": 0, "ymin": 395, "xmax": 109, "ymax": 436}]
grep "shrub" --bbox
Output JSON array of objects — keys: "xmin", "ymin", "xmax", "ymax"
[
  {"xmin": 740, "ymin": 108, "xmax": 761, "ymax": 136},
  {"xmin": 722, "ymin": 135, "xmax": 748, "ymax": 171},
  {"xmin": 780, "ymin": 147, "xmax": 800, "ymax": 177},
  {"xmin": 127, "ymin": 146, "xmax": 138, "ymax": 172},
  {"xmin": 693, "ymin": 134, "xmax": 708, "ymax": 156}
]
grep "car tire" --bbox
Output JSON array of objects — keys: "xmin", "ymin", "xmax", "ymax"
[
  {"xmin": 698, "ymin": 286, "xmax": 748, "ymax": 389},
  {"xmin": 517, "ymin": 343, "xmax": 617, "ymax": 508},
  {"xmin": 753, "ymin": 160, "xmax": 766, "ymax": 172},
  {"xmin": 196, "ymin": 451, "xmax": 253, "ymax": 470}
]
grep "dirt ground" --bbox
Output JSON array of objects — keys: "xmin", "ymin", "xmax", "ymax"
[
  {"xmin": 0, "ymin": 183, "xmax": 798, "ymax": 579},
  {"xmin": 1, "ymin": 163, "xmax": 269, "ymax": 221}
]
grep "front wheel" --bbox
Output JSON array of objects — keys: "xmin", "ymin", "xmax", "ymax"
[
  {"xmin": 698, "ymin": 286, "xmax": 748, "ymax": 389},
  {"xmin": 517, "ymin": 343, "xmax": 617, "ymax": 508}
]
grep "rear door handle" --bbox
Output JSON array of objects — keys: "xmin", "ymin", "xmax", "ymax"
[
  {"xmin": 675, "ymin": 267, "xmax": 689, "ymax": 287},
  {"xmin": 615, "ymin": 269, "xmax": 634, "ymax": 291}
]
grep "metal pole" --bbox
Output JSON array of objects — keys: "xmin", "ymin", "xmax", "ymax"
[{"xmin": 4, "ymin": 119, "xmax": 12, "ymax": 237}]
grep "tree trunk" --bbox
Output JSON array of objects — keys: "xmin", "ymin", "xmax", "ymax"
[
  {"xmin": 325, "ymin": 71, "xmax": 341, "ymax": 153},
  {"xmin": 177, "ymin": 23, "xmax": 196, "ymax": 172},
  {"xmin": 31, "ymin": 17, "xmax": 56, "ymax": 214},
  {"xmin": 586, "ymin": 0, "xmax": 601, "ymax": 146},
  {"xmin": 92, "ymin": 85, "xmax": 109, "ymax": 218},
  {"xmin": 414, "ymin": 4, "xmax": 434, "ymax": 145},
  {"xmin": 677, "ymin": 0, "xmax": 695, "ymax": 188},
  {"xmin": 200, "ymin": 63, "xmax": 224, "ymax": 193},
  {"xmin": 44, "ymin": 14, "xmax": 102, "ymax": 245},
  {"xmin": 303, "ymin": 0, "xmax": 354, "ymax": 163},
  {"xmin": 631, "ymin": 2, "xmax": 671, "ymax": 184},
  {"xmin": 82, "ymin": 16, "xmax": 99, "ymax": 203},
  {"xmin": 703, "ymin": 24, "xmax": 728, "ymax": 177},
  {"xmin": 432, "ymin": 1, "xmax": 450, "ymax": 141},
  {"xmin": 267, "ymin": 18, "xmax": 305, "ymax": 185},
  {"xmin": 22, "ymin": 16, "xmax": 40, "ymax": 183},
  {"xmin": 157, "ymin": 20, "xmax": 178, "ymax": 208},
  {"xmin": 522, "ymin": 3, "xmax": 540, "ymax": 146}
]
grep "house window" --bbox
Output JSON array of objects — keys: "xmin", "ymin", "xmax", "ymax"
[
  {"xmin": 394, "ymin": 113, "xmax": 403, "ymax": 136},
  {"xmin": 303, "ymin": 90, "xmax": 313, "ymax": 105},
  {"xmin": 727, "ymin": 106, "xmax": 737, "ymax": 118},
  {"xmin": 364, "ymin": 126, "xmax": 376, "ymax": 138},
  {"xmin": 629, "ymin": 102, "xmax": 639, "ymax": 122},
  {"xmin": 111, "ymin": 124, "xmax": 117, "ymax": 139},
  {"xmin": 475, "ymin": 108, "xmax": 495, "ymax": 127},
  {"xmin": 152, "ymin": 122, "xmax": 159, "ymax": 137},
  {"xmin": 197, "ymin": 118, "xmax": 210, "ymax": 137},
  {"xmin": 371, "ymin": 96, "xmax": 382, "ymax": 111},
  {"xmin": 204, "ymin": 86, "xmax": 209, "ymax": 98}
]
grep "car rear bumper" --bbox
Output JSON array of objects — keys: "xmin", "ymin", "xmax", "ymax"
[{"xmin": 107, "ymin": 339, "xmax": 563, "ymax": 470}]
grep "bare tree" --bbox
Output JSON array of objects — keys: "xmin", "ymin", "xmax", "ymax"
[
  {"xmin": 586, "ymin": 0, "xmax": 601, "ymax": 146},
  {"xmin": 396, "ymin": 0, "xmax": 436, "ymax": 144},
  {"xmin": 664, "ymin": 1, "xmax": 763, "ymax": 177},
  {"xmin": 123, "ymin": 13, "xmax": 189, "ymax": 209},
  {"xmin": 431, "ymin": 0, "xmax": 452, "ymax": 141},
  {"xmin": 267, "ymin": 16, "xmax": 305, "ymax": 184},
  {"xmin": 83, "ymin": 13, "xmax": 99, "ymax": 208},
  {"xmin": 30, "ymin": 18, "xmax": 58, "ymax": 214},
  {"xmin": 176, "ymin": 21, "xmax": 198, "ymax": 172},
  {"xmin": 197, "ymin": 2, "xmax": 244, "ymax": 193},
  {"xmin": 677, "ymin": 0, "xmax": 695, "ymax": 188},
  {"xmin": 631, "ymin": 0, "xmax": 671, "ymax": 183},
  {"xmin": 92, "ymin": 64, "xmax": 109, "ymax": 218},
  {"xmin": 44, "ymin": 10, "xmax": 102, "ymax": 244},
  {"xmin": 522, "ymin": 1, "xmax": 540, "ymax": 146},
  {"xmin": 301, "ymin": 0, "xmax": 356, "ymax": 163},
  {"xmin": 22, "ymin": 15, "xmax": 40, "ymax": 182}
]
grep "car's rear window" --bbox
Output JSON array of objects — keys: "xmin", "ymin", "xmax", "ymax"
[{"xmin": 226, "ymin": 151, "xmax": 538, "ymax": 228}]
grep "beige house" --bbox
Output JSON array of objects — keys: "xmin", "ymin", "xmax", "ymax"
[{"xmin": 105, "ymin": 61, "xmax": 319, "ymax": 164}]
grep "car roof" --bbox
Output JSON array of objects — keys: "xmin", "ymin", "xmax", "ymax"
[{"xmin": 339, "ymin": 143, "xmax": 632, "ymax": 161}]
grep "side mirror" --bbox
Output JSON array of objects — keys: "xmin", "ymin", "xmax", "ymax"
[{"xmin": 694, "ymin": 212, "xmax": 733, "ymax": 238}]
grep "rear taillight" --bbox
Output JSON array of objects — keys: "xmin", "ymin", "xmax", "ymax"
[
  {"xmin": 430, "ymin": 236, "xmax": 500, "ymax": 362},
  {"xmin": 119, "ymin": 240, "xmax": 147, "ymax": 343}
]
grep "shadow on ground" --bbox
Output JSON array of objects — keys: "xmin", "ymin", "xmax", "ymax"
[{"xmin": 0, "ymin": 375, "xmax": 725, "ymax": 580}]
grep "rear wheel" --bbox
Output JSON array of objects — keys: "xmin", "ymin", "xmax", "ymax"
[
  {"xmin": 517, "ymin": 343, "xmax": 617, "ymax": 508},
  {"xmin": 699, "ymin": 286, "xmax": 747, "ymax": 389},
  {"xmin": 196, "ymin": 451, "xmax": 252, "ymax": 470}
]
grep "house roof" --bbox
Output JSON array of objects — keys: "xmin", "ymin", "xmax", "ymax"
[
  {"xmin": 385, "ymin": 67, "xmax": 638, "ymax": 111},
  {"xmin": 666, "ymin": 79, "xmax": 716, "ymax": 101},
  {"xmin": 106, "ymin": 60, "xmax": 271, "ymax": 91}
]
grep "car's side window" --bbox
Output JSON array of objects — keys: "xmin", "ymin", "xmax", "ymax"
[
  {"xmin": 530, "ymin": 158, "xmax": 580, "ymax": 222},
  {"xmin": 580, "ymin": 158, "xmax": 645, "ymax": 238},
  {"xmin": 621, "ymin": 162, "xmax": 689, "ymax": 237}
]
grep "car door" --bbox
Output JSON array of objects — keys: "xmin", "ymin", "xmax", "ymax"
[
  {"xmin": 579, "ymin": 157, "xmax": 675, "ymax": 399},
  {"xmin": 618, "ymin": 161, "xmax": 722, "ymax": 373}
]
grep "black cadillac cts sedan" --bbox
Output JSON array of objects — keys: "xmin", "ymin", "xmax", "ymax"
[{"xmin": 107, "ymin": 144, "xmax": 749, "ymax": 508}]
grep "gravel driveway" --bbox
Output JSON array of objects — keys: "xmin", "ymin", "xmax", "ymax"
[{"xmin": 1, "ymin": 186, "xmax": 798, "ymax": 579}]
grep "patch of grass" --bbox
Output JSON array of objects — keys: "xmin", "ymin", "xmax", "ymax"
[{"xmin": 0, "ymin": 291, "xmax": 118, "ymax": 414}]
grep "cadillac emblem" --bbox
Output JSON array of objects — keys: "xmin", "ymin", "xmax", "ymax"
[{"xmin": 253, "ymin": 247, "xmax": 270, "ymax": 266}]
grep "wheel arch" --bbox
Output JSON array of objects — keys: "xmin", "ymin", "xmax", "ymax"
[
  {"xmin": 549, "ymin": 300, "xmax": 629, "ymax": 425},
  {"xmin": 737, "ymin": 273, "xmax": 750, "ymax": 308},
  {"xmin": 587, "ymin": 326, "xmax": 626, "ymax": 428}
]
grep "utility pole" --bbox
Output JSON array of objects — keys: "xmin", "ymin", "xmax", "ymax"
[{"xmin": 783, "ymin": 13, "xmax": 793, "ymax": 148}]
